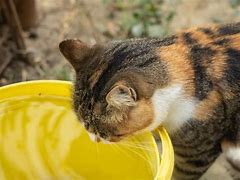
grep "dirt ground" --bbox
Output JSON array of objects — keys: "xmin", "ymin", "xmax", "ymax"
[
  {"xmin": 1, "ymin": 0, "xmax": 240, "ymax": 179},
  {"xmin": 1, "ymin": 0, "xmax": 240, "ymax": 86}
]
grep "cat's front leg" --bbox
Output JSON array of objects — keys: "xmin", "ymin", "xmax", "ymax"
[
  {"xmin": 220, "ymin": 113, "xmax": 240, "ymax": 179},
  {"xmin": 170, "ymin": 121, "xmax": 223, "ymax": 180},
  {"xmin": 221, "ymin": 139, "xmax": 240, "ymax": 180},
  {"xmin": 172, "ymin": 151, "xmax": 219, "ymax": 180}
]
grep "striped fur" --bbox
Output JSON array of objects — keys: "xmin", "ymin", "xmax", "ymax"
[{"xmin": 59, "ymin": 22, "xmax": 240, "ymax": 179}]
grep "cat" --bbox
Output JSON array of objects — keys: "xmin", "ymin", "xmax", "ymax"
[{"xmin": 59, "ymin": 22, "xmax": 240, "ymax": 179}]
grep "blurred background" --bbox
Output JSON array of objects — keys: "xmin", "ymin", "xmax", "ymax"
[
  {"xmin": 0, "ymin": 0, "xmax": 240, "ymax": 179},
  {"xmin": 0, "ymin": 0, "xmax": 240, "ymax": 87}
]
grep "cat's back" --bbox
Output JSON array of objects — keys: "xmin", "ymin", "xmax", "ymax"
[
  {"xmin": 158, "ymin": 23, "xmax": 240, "ymax": 102},
  {"xmin": 196, "ymin": 23, "xmax": 240, "ymax": 101}
]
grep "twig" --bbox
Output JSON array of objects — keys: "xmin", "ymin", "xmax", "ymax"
[
  {"xmin": 0, "ymin": 48, "xmax": 11, "ymax": 75},
  {"xmin": 0, "ymin": 58, "xmax": 11, "ymax": 75},
  {"xmin": 1, "ymin": 0, "xmax": 35, "ymax": 64},
  {"xmin": 2, "ymin": 0, "xmax": 26, "ymax": 50}
]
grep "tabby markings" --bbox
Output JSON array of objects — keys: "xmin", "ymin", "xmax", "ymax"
[{"xmin": 182, "ymin": 32, "xmax": 215, "ymax": 100}]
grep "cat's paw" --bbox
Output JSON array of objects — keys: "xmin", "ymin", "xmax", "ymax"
[
  {"xmin": 221, "ymin": 139, "xmax": 240, "ymax": 179},
  {"xmin": 222, "ymin": 139, "xmax": 240, "ymax": 169}
]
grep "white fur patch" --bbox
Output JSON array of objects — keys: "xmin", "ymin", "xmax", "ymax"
[
  {"xmin": 88, "ymin": 132, "xmax": 97, "ymax": 142},
  {"xmin": 149, "ymin": 84, "xmax": 197, "ymax": 133},
  {"xmin": 88, "ymin": 132, "xmax": 111, "ymax": 144},
  {"xmin": 226, "ymin": 147, "xmax": 240, "ymax": 162}
]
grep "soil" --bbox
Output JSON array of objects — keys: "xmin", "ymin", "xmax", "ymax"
[
  {"xmin": 1, "ymin": 0, "xmax": 240, "ymax": 178},
  {"xmin": 1, "ymin": 0, "xmax": 240, "ymax": 87}
]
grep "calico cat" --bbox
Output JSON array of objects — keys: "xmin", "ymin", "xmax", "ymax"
[{"xmin": 59, "ymin": 22, "xmax": 240, "ymax": 179}]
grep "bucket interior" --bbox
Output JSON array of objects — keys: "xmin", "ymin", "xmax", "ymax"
[{"xmin": 0, "ymin": 81, "xmax": 160, "ymax": 180}]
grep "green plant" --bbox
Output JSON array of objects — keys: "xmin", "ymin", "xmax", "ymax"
[
  {"xmin": 54, "ymin": 65, "xmax": 73, "ymax": 81},
  {"xmin": 230, "ymin": 0, "xmax": 240, "ymax": 8},
  {"xmin": 103, "ymin": 0, "xmax": 175, "ymax": 38}
]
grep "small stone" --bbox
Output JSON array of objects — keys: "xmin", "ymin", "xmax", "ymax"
[
  {"xmin": 147, "ymin": 25, "xmax": 165, "ymax": 37},
  {"xmin": 131, "ymin": 23, "xmax": 144, "ymax": 37}
]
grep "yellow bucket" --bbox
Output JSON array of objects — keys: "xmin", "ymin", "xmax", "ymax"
[{"xmin": 0, "ymin": 80, "xmax": 174, "ymax": 180}]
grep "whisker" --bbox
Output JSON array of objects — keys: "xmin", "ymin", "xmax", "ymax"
[
  {"xmin": 123, "ymin": 145, "xmax": 153, "ymax": 169},
  {"xmin": 120, "ymin": 142, "xmax": 154, "ymax": 166},
  {"xmin": 119, "ymin": 143, "xmax": 155, "ymax": 152},
  {"xmin": 119, "ymin": 141, "xmax": 155, "ymax": 148},
  {"xmin": 112, "ymin": 144, "xmax": 134, "ymax": 160},
  {"xmin": 95, "ymin": 142, "xmax": 99, "ymax": 158},
  {"xmin": 120, "ymin": 141, "xmax": 154, "ymax": 147},
  {"xmin": 120, "ymin": 141, "xmax": 153, "ymax": 147}
]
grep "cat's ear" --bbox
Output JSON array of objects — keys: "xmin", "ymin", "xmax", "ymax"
[
  {"xmin": 106, "ymin": 85, "xmax": 137, "ymax": 109},
  {"xmin": 59, "ymin": 39, "xmax": 100, "ymax": 70}
]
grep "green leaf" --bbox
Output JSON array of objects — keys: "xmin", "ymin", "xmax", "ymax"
[
  {"xmin": 230, "ymin": 0, "xmax": 240, "ymax": 8},
  {"xmin": 166, "ymin": 11, "xmax": 176, "ymax": 22}
]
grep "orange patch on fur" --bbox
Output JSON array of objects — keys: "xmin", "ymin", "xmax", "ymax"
[
  {"xmin": 229, "ymin": 35, "xmax": 240, "ymax": 50},
  {"xmin": 157, "ymin": 43, "xmax": 195, "ymax": 97},
  {"xmin": 207, "ymin": 50, "xmax": 227, "ymax": 81},
  {"xmin": 126, "ymin": 99, "xmax": 154, "ymax": 133},
  {"xmin": 89, "ymin": 68, "xmax": 104, "ymax": 89},
  {"xmin": 182, "ymin": 29, "xmax": 228, "ymax": 81},
  {"xmin": 190, "ymin": 30, "xmax": 213, "ymax": 45},
  {"xmin": 193, "ymin": 90, "xmax": 221, "ymax": 120}
]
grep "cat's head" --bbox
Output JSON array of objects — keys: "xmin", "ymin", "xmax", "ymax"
[{"xmin": 59, "ymin": 39, "xmax": 168, "ymax": 142}]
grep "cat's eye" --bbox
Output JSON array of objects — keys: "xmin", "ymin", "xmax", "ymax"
[
  {"xmin": 114, "ymin": 134, "xmax": 123, "ymax": 137},
  {"xmin": 113, "ymin": 133, "xmax": 126, "ymax": 137}
]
